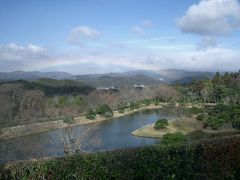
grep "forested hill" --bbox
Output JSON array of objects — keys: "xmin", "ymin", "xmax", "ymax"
[
  {"xmin": 175, "ymin": 71, "xmax": 240, "ymax": 130},
  {"xmin": 0, "ymin": 69, "xmax": 215, "ymax": 85},
  {"xmin": 0, "ymin": 78, "xmax": 95, "ymax": 96},
  {"xmin": 0, "ymin": 71, "xmax": 73, "ymax": 81},
  {"xmin": 176, "ymin": 71, "xmax": 240, "ymax": 104}
]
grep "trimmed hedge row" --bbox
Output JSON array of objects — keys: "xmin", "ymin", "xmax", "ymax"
[{"xmin": 1, "ymin": 135, "xmax": 240, "ymax": 179}]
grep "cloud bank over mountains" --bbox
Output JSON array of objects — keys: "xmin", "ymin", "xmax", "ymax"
[
  {"xmin": 0, "ymin": 0, "xmax": 240, "ymax": 74},
  {"xmin": 1, "ymin": 43, "xmax": 240, "ymax": 74}
]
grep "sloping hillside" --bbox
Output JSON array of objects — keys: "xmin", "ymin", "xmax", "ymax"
[{"xmin": 75, "ymin": 74, "xmax": 162, "ymax": 87}]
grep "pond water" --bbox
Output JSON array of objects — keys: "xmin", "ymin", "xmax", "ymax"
[{"xmin": 0, "ymin": 109, "xmax": 173, "ymax": 164}]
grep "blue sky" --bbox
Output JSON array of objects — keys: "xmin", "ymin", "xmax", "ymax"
[{"xmin": 0, "ymin": 0, "xmax": 240, "ymax": 74}]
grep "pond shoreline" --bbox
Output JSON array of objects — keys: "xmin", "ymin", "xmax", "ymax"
[
  {"xmin": 132, "ymin": 117, "xmax": 204, "ymax": 138},
  {"xmin": 131, "ymin": 117, "xmax": 239, "ymax": 138},
  {"xmin": 0, "ymin": 105, "xmax": 164, "ymax": 140}
]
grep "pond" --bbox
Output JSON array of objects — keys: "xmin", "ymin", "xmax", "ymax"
[{"xmin": 0, "ymin": 109, "xmax": 173, "ymax": 164}]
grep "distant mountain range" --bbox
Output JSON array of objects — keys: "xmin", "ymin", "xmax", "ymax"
[
  {"xmin": 75, "ymin": 69, "xmax": 215, "ymax": 86},
  {"xmin": 0, "ymin": 69, "xmax": 216, "ymax": 86},
  {"xmin": 0, "ymin": 71, "xmax": 73, "ymax": 82}
]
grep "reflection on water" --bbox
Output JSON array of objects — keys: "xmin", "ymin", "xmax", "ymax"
[{"xmin": 0, "ymin": 109, "xmax": 172, "ymax": 164}]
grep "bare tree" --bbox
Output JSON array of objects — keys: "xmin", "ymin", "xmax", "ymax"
[
  {"xmin": 52, "ymin": 96, "xmax": 101, "ymax": 154},
  {"xmin": 163, "ymin": 104, "xmax": 188, "ymax": 128},
  {"xmin": 19, "ymin": 90, "xmax": 46, "ymax": 124},
  {"xmin": 0, "ymin": 84, "xmax": 22, "ymax": 119},
  {"xmin": 0, "ymin": 84, "xmax": 24, "ymax": 126}
]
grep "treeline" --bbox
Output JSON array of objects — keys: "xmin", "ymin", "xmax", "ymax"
[
  {"xmin": 0, "ymin": 84, "xmax": 46, "ymax": 127},
  {"xmin": 0, "ymin": 79, "xmax": 95, "ymax": 127},
  {"xmin": 196, "ymin": 104, "xmax": 240, "ymax": 130},
  {"xmin": 1, "ymin": 78, "xmax": 95, "ymax": 96},
  {"xmin": 175, "ymin": 71, "xmax": 240, "ymax": 130},
  {"xmin": 176, "ymin": 71, "xmax": 240, "ymax": 104}
]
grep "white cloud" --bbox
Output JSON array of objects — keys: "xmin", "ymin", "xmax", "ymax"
[
  {"xmin": 196, "ymin": 36, "xmax": 218, "ymax": 50},
  {"xmin": 177, "ymin": 0, "xmax": 240, "ymax": 36},
  {"xmin": 123, "ymin": 36, "xmax": 179, "ymax": 44},
  {"xmin": 68, "ymin": 26, "xmax": 101, "ymax": 45},
  {"xmin": 0, "ymin": 43, "xmax": 51, "ymax": 71},
  {"xmin": 0, "ymin": 43, "xmax": 240, "ymax": 73},
  {"xmin": 27, "ymin": 44, "xmax": 46, "ymax": 52},
  {"xmin": 131, "ymin": 26, "xmax": 145, "ymax": 37}
]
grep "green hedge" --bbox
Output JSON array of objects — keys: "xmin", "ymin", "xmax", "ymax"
[{"xmin": 1, "ymin": 135, "xmax": 240, "ymax": 179}]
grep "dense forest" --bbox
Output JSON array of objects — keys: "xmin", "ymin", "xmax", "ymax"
[
  {"xmin": 176, "ymin": 71, "xmax": 240, "ymax": 104},
  {"xmin": 175, "ymin": 71, "xmax": 240, "ymax": 130}
]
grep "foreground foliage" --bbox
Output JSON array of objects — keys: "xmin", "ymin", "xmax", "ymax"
[
  {"xmin": 1, "ymin": 135, "xmax": 240, "ymax": 179},
  {"xmin": 161, "ymin": 132, "xmax": 187, "ymax": 145}
]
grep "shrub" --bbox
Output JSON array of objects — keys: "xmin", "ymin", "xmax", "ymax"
[
  {"xmin": 196, "ymin": 114, "xmax": 205, "ymax": 121},
  {"xmin": 161, "ymin": 132, "xmax": 187, "ymax": 145},
  {"xmin": 141, "ymin": 99, "xmax": 151, "ymax": 106},
  {"xmin": 117, "ymin": 104, "xmax": 127, "ymax": 113},
  {"xmin": 63, "ymin": 116, "xmax": 75, "ymax": 124},
  {"xmin": 154, "ymin": 119, "xmax": 169, "ymax": 130},
  {"xmin": 129, "ymin": 102, "xmax": 140, "ymax": 110},
  {"xmin": 118, "ymin": 109, "xmax": 124, "ymax": 113},
  {"xmin": 96, "ymin": 104, "xmax": 113, "ymax": 117},
  {"xmin": 204, "ymin": 117, "xmax": 225, "ymax": 130},
  {"xmin": 154, "ymin": 101, "xmax": 160, "ymax": 106},
  {"xmin": 85, "ymin": 109, "xmax": 96, "ymax": 120},
  {"xmin": 189, "ymin": 107, "xmax": 204, "ymax": 114}
]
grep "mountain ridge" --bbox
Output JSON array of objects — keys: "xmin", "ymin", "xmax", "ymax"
[{"xmin": 0, "ymin": 69, "xmax": 216, "ymax": 85}]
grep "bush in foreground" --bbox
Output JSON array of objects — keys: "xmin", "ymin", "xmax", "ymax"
[
  {"xmin": 154, "ymin": 119, "xmax": 169, "ymax": 130},
  {"xmin": 1, "ymin": 135, "xmax": 240, "ymax": 179},
  {"xmin": 161, "ymin": 132, "xmax": 187, "ymax": 145}
]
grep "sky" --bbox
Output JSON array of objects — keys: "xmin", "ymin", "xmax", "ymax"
[{"xmin": 0, "ymin": 0, "xmax": 240, "ymax": 74}]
